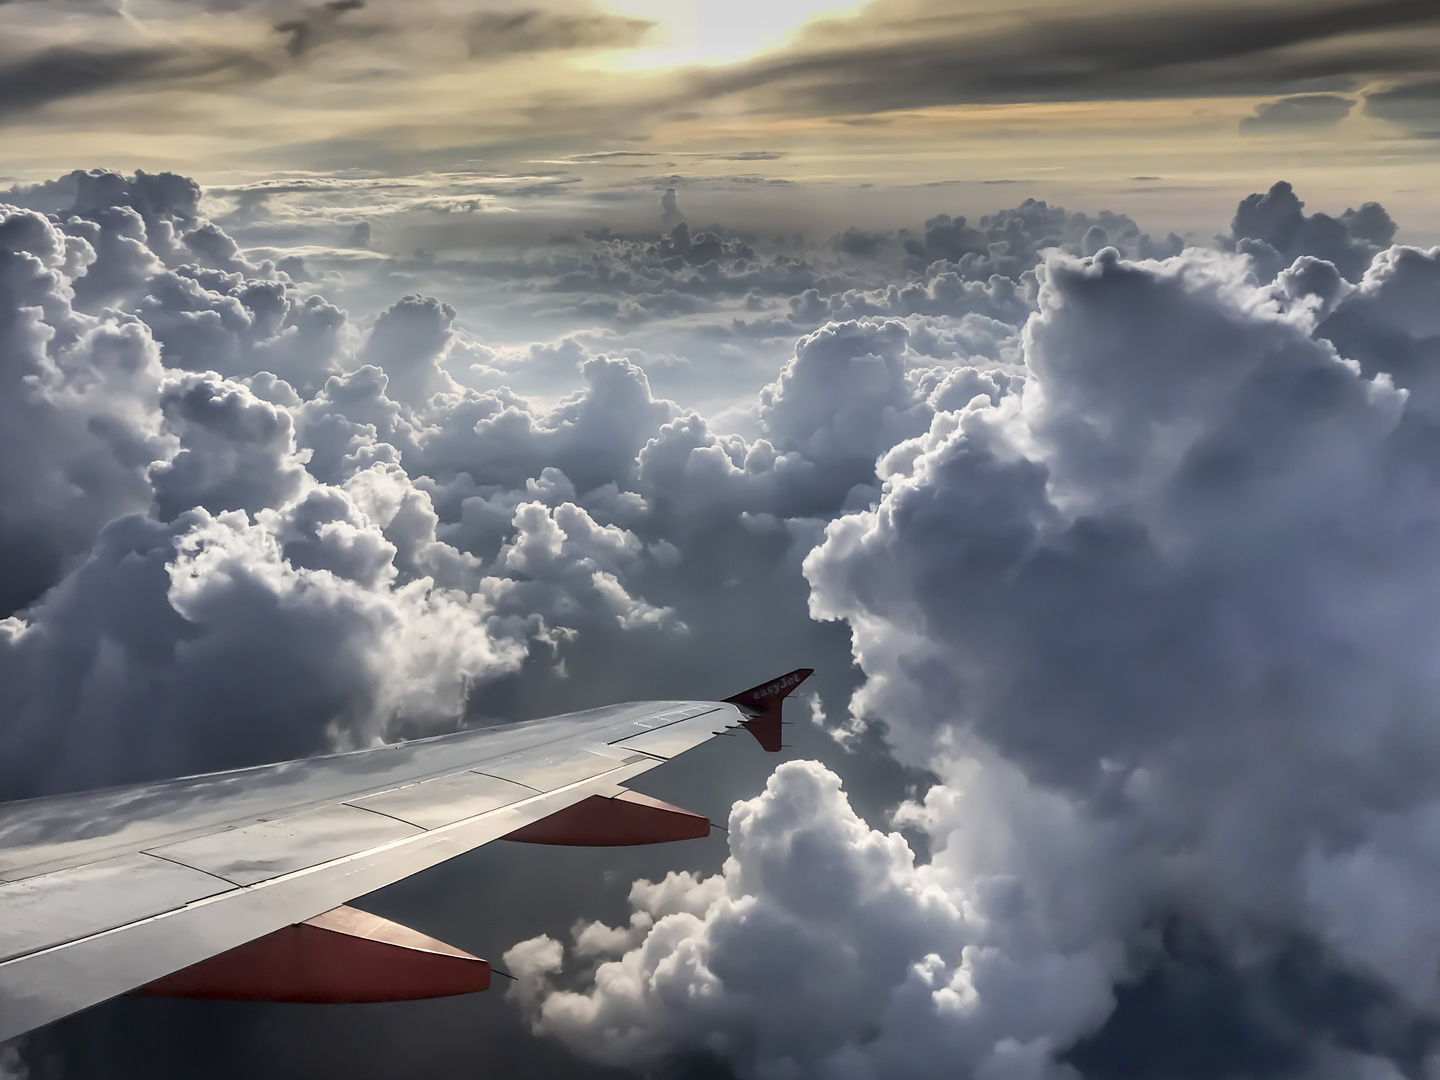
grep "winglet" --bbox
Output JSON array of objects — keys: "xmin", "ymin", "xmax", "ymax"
[{"xmin": 724, "ymin": 668, "xmax": 814, "ymax": 752}]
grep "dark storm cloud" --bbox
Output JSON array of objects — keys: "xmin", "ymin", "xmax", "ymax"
[
  {"xmin": 1240, "ymin": 92, "xmax": 1355, "ymax": 132},
  {"xmin": 274, "ymin": 0, "xmax": 375, "ymax": 58},
  {"xmin": 466, "ymin": 9, "xmax": 654, "ymax": 59},
  {"xmin": 275, "ymin": 1, "xmax": 654, "ymax": 63},
  {"xmin": 0, "ymin": 44, "xmax": 272, "ymax": 121},
  {"xmin": 1364, "ymin": 77, "xmax": 1440, "ymax": 136},
  {"xmin": 686, "ymin": 0, "xmax": 1440, "ymax": 116}
]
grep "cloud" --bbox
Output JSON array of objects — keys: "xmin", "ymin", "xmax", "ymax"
[
  {"xmin": 686, "ymin": 0, "xmax": 1440, "ymax": 117},
  {"xmin": 507, "ymin": 758, "xmax": 1121, "ymax": 1079},
  {"xmin": 798, "ymin": 244, "xmax": 1440, "ymax": 1054},
  {"xmin": 1241, "ymin": 93, "xmax": 1355, "ymax": 132},
  {"xmin": 0, "ymin": 502, "xmax": 525, "ymax": 798},
  {"xmin": 275, "ymin": 0, "xmax": 375, "ymax": 58},
  {"xmin": 466, "ymin": 9, "xmax": 654, "ymax": 59},
  {"xmin": 356, "ymin": 293, "xmax": 460, "ymax": 406},
  {"xmin": 1363, "ymin": 77, "xmax": 1440, "ymax": 136},
  {"xmin": 508, "ymin": 215, "xmax": 1440, "ymax": 1076},
  {"xmin": 0, "ymin": 2, "xmax": 654, "ymax": 128},
  {"xmin": 0, "ymin": 206, "xmax": 166, "ymax": 618},
  {"xmin": 12, "ymin": 165, "xmax": 1440, "ymax": 1080},
  {"xmin": 1227, "ymin": 180, "xmax": 1394, "ymax": 282},
  {"xmin": 0, "ymin": 44, "xmax": 271, "ymax": 122}
]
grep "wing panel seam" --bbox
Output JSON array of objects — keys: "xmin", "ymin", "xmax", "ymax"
[
  {"xmin": 340, "ymin": 801, "xmax": 428, "ymax": 830},
  {"xmin": 137, "ymin": 850, "xmax": 246, "ymax": 890},
  {"xmin": 468, "ymin": 769, "xmax": 542, "ymax": 792}
]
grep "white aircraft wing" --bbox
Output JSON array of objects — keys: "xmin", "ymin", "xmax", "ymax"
[{"xmin": 0, "ymin": 668, "xmax": 813, "ymax": 1042}]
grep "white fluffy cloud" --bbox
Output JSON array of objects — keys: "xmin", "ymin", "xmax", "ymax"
[
  {"xmin": 506, "ymin": 238, "xmax": 1440, "ymax": 1076},
  {"xmin": 805, "ymin": 244, "xmax": 1440, "ymax": 1061},
  {"xmin": 9, "ymin": 168, "xmax": 1440, "ymax": 1079},
  {"xmin": 507, "ymin": 758, "xmax": 1121, "ymax": 1080}
]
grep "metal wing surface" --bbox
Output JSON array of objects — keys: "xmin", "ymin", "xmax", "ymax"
[{"xmin": 0, "ymin": 696, "xmax": 747, "ymax": 1042}]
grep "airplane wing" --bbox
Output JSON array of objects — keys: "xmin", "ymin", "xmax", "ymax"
[{"xmin": 0, "ymin": 668, "xmax": 813, "ymax": 1042}]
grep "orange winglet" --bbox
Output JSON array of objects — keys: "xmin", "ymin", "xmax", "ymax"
[
  {"xmin": 506, "ymin": 790, "xmax": 711, "ymax": 846},
  {"xmin": 724, "ymin": 668, "xmax": 814, "ymax": 752},
  {"xmin": 136, "ymin": 906, "xmax": 490, "ymax": 1003}
]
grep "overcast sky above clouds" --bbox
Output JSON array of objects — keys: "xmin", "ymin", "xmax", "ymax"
[
  {"xmin": 1, "ymin": 0, "xmax": 1439, "ymax": 235},
  {"xmin": 5, "ymin": 2, "xmax": 1440, "ymax": 1079}
]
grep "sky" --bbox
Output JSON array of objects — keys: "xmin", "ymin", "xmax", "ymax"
[{"xmin": 4, "ymin": 1, "xmax": 1440, "ymax": 1079}]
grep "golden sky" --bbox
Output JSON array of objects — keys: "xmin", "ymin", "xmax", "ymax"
[{"xmin": 2, "ymin": 0, "xmax": 1438, "ymax": 234}]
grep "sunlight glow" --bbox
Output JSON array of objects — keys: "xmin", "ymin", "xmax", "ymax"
[{"xmin": 597, "ymin": 0, "xmax": 867, "ymax": 69}]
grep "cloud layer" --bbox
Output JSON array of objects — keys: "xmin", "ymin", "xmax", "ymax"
[
  {"xmin": 6, "ymin": 166, "xmax": 1440, "ymax": 1080},
  {"xmin": 499, "ymin": 189, "xmax": 1440, "ymax": 1078}
]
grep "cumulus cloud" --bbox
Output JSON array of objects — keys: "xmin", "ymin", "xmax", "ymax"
[
  {"xmin": 899, "ymin": 201, "xmax": 1179, "ymax": 278},
  {"xmin": 801, "ymin": 243, "xmax": 1440, "ymax": 1066},
  {"xmin": 0, "ymin": 205, "xmax": 167, "ymax": 617},
  {"xmin": 11, "ymin": 164, "xmax": 1440, "ymax": 1080},
  {"xmin": 357, "ymin": 293, "xmax": 460, "ymax": 406},
  {"xmin": 0, "ymin": 504, "xmax": 524, "ymax": 798},
  {"xmin": 507, "ymin": 204, "xmax": 1440, "ymax": 1077},
  {"xmin": 1227, "ymin": 180, "xmax": 1395, "ymax": 282},
  {"xmin": 0, "ymin": 173, "xmax": 716, "ymax": 798},
  {"xmin": 508, "ymin": 759, "xmax": 1119, "ymax": 1080}
]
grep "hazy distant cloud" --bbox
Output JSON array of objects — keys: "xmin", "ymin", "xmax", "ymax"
[
  {"xmin": 1241, "ymin": 92, "xmax": 1355, "ymax": 132},
  {"xmin": 466, "ymin": 9, "xmax": 653, "ymax": 59},
  {"xmin": 687, "ymin": 0, "xmax": 1440, "ymax": 116}
]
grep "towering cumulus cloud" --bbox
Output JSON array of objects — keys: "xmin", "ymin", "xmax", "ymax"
[
  {"xmin": 6, "ymin": 165, "xmax": 1440, "ymax": 1078},
  {"xmin": 0, "ymin": 176, "xmax": 688, "ymax": 798},
  {"xmin": 506, "ymin": 219, "xmax": 1440, "ymax": 1076}
]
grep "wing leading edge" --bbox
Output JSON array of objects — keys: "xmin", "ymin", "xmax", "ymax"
[{"xmin": 0, "ymin": 669, "xmax": 813, "ymax": 1041}]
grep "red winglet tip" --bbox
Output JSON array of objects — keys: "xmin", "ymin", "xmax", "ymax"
[{"xmin": 724, "ymin": 668, "xmax": 813, "ymax": 752}]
